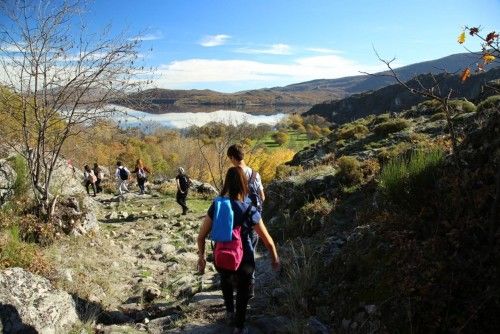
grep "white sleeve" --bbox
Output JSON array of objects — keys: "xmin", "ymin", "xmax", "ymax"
[
  {"xmin": 256, "ymin": 172, "xmax": 264, "ymax": 191},
  {"xmin": 115, "ymin": 168, "xmax": 120, "ymax": 178}
]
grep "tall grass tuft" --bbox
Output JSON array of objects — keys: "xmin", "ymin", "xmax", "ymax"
[
  {"xmin": 279, "ymin": 241, "xmax": 321, "ymax": 320},
  {"xmin": 9, "ymin": 155, "xmax": 29, "ymax": 196},
  {"xmin": 378, "ymin": 149, "xmax": 444, "ymax": 211}
]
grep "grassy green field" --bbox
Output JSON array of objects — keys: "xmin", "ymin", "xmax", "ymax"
[{"xmin": 257, "ymin": 130, "xmax": 321, "ymax": 152}]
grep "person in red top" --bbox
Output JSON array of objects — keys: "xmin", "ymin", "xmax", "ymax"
[{"xmin": 131, "ymin": 159, "xmax": 151, "ymax": 195}]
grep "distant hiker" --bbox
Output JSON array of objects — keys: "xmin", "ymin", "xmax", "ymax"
[
  {"xmin": 176, "ymin": 167, "xmax": 191, "ymax": 215},
  {"xmin": 83, "ymin": 164, "xmax": 97, "ymax": 196},
  {"xmin": 197, "ymin": 166, "xmax": 280, "ymax": 333},
  {"xmin": 227, "ymin": 144, "xmax": 266, "ymax": 297},
  {"xmin": 115, "ymin": 161, "xmax": 130, "ymax": 195},
  {"xmin": 132, "ymin": 159, "xmax": 150, "ymax": 195},
  {"xmin": 93, "ymin": 162, "xmax": 103, "ymax": 193}
]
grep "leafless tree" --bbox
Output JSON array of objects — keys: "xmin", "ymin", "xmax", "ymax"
[
  {"xmin": 192, "ymin": 121, "xmax": 258, "ymax": 191},
  {"xmin": 0, "ymin": 0, "xmax": 148, "ymax": 217}
]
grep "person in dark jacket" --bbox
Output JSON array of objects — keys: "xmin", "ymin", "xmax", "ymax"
[
  {"xmin": 197, "ymin": 167, "xmax": 280, "ymax": 333},
  {"xmin": 175, "ymin": 167, "xmax": 190, "ymax": 215},
  {"xmin": 93, "ymin": 162, "xmax": 103, "ymax": 193}
]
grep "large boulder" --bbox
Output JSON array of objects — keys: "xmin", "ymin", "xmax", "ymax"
[
  {"xmin": 191, "ymin": 180, "xmax": 218, "ymax": 196},
  {"xmin": 0, "ymin": 159, "xmax": 16, "ymax": 207},
  {"xmin": 49, "ymin": 158, "xmax": 86, "ymax": 196},
  {"xmin": 0, "ymin": 267, "xmax": 79, "ymax": 333}
]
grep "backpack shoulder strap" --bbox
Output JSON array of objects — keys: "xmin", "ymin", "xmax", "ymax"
[{"xmin": 249, "ymin": 169, "xmax": 257, "ymax": 183}]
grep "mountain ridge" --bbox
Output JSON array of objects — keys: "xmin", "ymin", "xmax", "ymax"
[{"xmin": 119, "ymin": 52, "xmax": 486, "ymax": 113}]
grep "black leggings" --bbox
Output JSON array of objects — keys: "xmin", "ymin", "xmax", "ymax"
[
  {"xmin": 85, "ymin": 180, "xmax": 96, "ymax": 195},
  {"xmin": 219, "ymin": 265, "xmax": 254, "ymax": 329},
  {"xmin": 137, "ymin": 177, "xmax": 146, "ymax": 193},
  {"xmin": 176, "ymin": 191, "xmax": 188, "ymax": 213}
]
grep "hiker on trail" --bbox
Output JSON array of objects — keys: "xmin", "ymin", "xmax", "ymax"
[
  {"xmin": 227, "ymin": 144, "xmax": 265, "ymax": 296},
  {"xmin": 93, "ymin": 162, "xmax": 103, "ymax": 193},
  {"xmin": 175, "ymin": 167, "xmax": 190, "ymax": 215},
  {"xmin": 197, "ymin": 166, "xmax": 280, "ymax": 334},
  {"xmin": 132, "ymin": 159, "xmax": 150, "ymax": 195},
  {"xmin": 83, "ymin": 164, "xmax": 97, "ymax": 197},
  {"xmin": 227, "ymin": 144, "xmax": 265, "ymax": 212},
  {"xmin": 115, "ymin": 161, "xmax": 130, "ymax": 195}
]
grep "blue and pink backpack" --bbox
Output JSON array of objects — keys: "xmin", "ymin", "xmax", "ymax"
[{"xmin": 211, "ymin": 197, "xmax": 251, "ymax": 271}]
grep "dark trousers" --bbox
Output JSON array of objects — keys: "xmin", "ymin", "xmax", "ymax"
[
  {"xmin": 220, "ymin": 267, "xmax": 253, "ymax": 329},
  {"xmin": 138, "ymin": 177, "xmax": 146, "ymax": 194},
  {"xmin": 85, "ymin": 180, "xmax": 96, "ymax": 195},
  {"xmin": 176, "ymin": 191, "xmax": 188, "ymax": 213},
  {"xmin": 95, "ymin": 178, "xmax": 102, "ymax": 193}
]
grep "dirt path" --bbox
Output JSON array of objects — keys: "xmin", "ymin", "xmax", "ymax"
[{"xmin": 47, "ymin": 191, "xmax": 282, "ymax": 333}]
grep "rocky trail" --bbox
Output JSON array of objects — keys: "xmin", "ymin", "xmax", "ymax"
[{"xmin": 46, "ymin": 190, "xmax": 284, "ymax": 334}]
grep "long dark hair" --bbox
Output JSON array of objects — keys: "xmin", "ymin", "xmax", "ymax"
[{"xmin": 220, "ymin": 167, "xmax": 248, "ymax": 200}]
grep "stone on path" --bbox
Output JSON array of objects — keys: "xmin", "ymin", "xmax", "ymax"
[{"xmin": 189, "ymin": 291, "xmax": 224, "ymax": 308}]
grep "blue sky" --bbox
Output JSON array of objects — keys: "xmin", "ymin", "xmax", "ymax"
[{"xmin": 78, "ymin": 0, "xmax": 499, "ymax": 92}]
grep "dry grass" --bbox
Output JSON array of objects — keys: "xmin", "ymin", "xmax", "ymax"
[{"xmin": 45, "ymin": 233, "xmax": 133, "ymax": 308}]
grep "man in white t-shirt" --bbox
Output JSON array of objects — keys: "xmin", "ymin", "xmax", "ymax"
[
  {"xmin": 227, "ymin": 144, "xmax": 265, "ymax": 299},
  {"xmin": 115, "ymin": 161, "xmax": 130, "ymax": 195},
  {"xmin": 227, "ymin": 144, "xmax": 265, "ymax": 211}
]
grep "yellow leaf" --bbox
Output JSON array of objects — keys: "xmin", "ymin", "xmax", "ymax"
[
  {"xmin": 458, "ymin": 32, "xmax": 466, "ymax": 44},
  {"xmin": 460, "ymin": 68, "xmax": 471, "ymax": 82},
  {"xmin": 483, "ymin": 54, "xmax": 496, "ymax": 64}
]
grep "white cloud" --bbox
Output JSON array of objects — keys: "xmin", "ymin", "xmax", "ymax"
[
  {"xmin": 128, "ymin": 32, "xmax": 163, "ymax": 42},
  {"xmin": 236, "ymin": 43, "xmax": 292, "ymax": 55},
  {"xmin": 155, "ymin": 55, "xmax": 394, "ymax": 89},
  {"xmin": 306, "ymin": 47, "xmax": 342, "ymax": 54},
  {"xmin": 0, "ymin": 43, "xmax": 27, "ymax": 53},
  {"xmin": 200, "ymin": 34, "xmax": 231, "ymax": 47}
]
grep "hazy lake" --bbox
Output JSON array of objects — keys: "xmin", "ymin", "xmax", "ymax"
[{"xmin": 111, "ymin": 104, "xmax": 294, "ymax": 129}]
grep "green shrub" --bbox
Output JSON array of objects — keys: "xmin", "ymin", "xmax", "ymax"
[
  {"xmin": 336, "ymin": 139, "xmax": 346, "ymax": 148},
  {"xmin": 419, "ymin": 99, "xmax": 442, "ymax": 110},
  {"xmin": 290, "ymin": 198, "xmax": 333, "ymax": 237},
  {"xmin": 0, "ymin": 225, "xmax": 52, "ymax": 275},
  {"xmin": 336, "ymin": 123, "xmax": 369, "ymax": 140},
  {"xmin": 272, "ymin": 131, "xmax": 290, "ymax": 146},
  {"xmin": 7, "ymin": 155, "xmax": 29, "ymax": 197},
  {"xmin": 337, "ymin": 156, "xmax": 363, "ymax": 185},
  {"xmin": 373, "ymin": 118, "xmax": 411, "ymax": 136},
  {"xmin": 275, "ymin": 164, "xmax": 304, "ymax": 180},
  {"xmin": 449, "ymin": 100, "xmax": 476, "ymax": 114},
  {"xmin": 378, "ymin": 148, "xmax": 444, "ymax": 211},
  {"xmin": 373, "ymin": 113, "xmax": 391, "ymax": 125},
  {"xmin": 429, "ymin": 112, "xmax": 447, "ymax": 121},
  {"xmin": 477, "ymin": 95, "xmax": 500, "ymax": 112}
]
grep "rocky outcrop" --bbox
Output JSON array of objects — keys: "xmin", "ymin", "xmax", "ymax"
[
  {"xmin": 0, "ymin": 267, "xmax": 79, "ymax": 333},
  {"xmin": 52, "ymin": 196, "xmax": 100, "ymax": 236},
  {"xmin": 0, "ymin": 159, "xmax": 16, "ymax": 207},
  {"xmin": 49, "ymin": 158, "xmax": 86, "ymax": 196}
]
